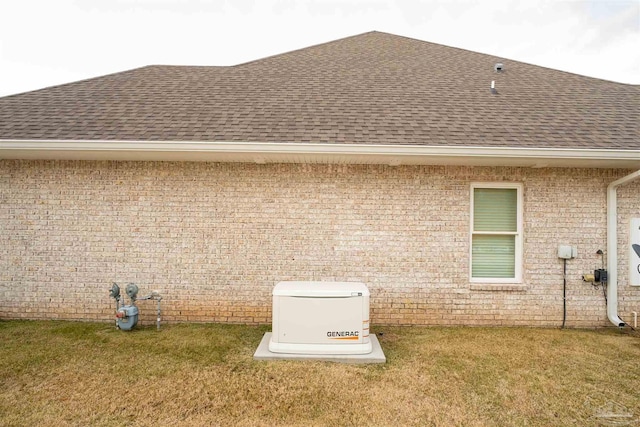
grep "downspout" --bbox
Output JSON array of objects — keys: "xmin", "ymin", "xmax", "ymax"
[{"xmin": 607, "ymin": 169, "xmax": 640, "ymax": 327}]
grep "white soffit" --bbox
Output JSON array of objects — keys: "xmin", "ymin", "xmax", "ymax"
[{"xmin": 0, "ymin": 140, "xmax": 639, "ymax": 169}]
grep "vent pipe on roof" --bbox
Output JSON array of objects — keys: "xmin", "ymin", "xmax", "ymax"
[
  {"xmin": 490, "ymin": 80, "xmax": 497, "ymax": 94},
  {"xmin": 607, "ymin": 169, "xmax": 640, "ymax": 327}
]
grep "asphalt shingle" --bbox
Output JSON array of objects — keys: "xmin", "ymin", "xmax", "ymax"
[{"xmin": 0, "ymin": 31, "xmax": 638, "ymax": 149}]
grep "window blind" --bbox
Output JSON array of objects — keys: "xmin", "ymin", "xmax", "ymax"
[
  {"xmin": 472, "ymin": 187, "xmax": 518, "ymax": 279},
  {"xmin": 472, "ymin": 235, "xmax": 516, "ymax": 277},
  {"xmin": 473, "ymin": 188, "xmax": 517, "ymax": 232}
]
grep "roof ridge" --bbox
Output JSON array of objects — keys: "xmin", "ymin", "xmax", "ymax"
[
  {"xmin": 0, "ymin": 64, "xmax": 239, "ymax": 99},
  {"xmin": 232, "ymin": 31, "xmax": 381, "ymax": 68},
  {"xmin": 385, "ymin": 33, "xmax": 640, "ymax": 86},
  {"xmin": 369, "ymin": 31, "xmax": 640, "ymax": 86},
  {"xmin": 0, "ymin": 65, "xmax": 164, "ymax": 99}
]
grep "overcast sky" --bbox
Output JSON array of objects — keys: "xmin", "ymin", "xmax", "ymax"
[{"xmin": 0, "ymin": 0, "xmax": 638, "ymax": 97}]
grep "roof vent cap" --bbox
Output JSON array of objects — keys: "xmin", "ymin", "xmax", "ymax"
[{"xmin": 494, "ymin": 62, "xmax": 504, "ymax": 72}]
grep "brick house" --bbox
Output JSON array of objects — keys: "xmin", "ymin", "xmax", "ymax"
[{"xmin": 1, "ymin": 31, "xmax": 638, "ymax": 327}]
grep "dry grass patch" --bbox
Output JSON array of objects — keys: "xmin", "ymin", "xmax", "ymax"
[{"xmin": 1, "ymin": 320, "xmax": 638, "ymax": 426}]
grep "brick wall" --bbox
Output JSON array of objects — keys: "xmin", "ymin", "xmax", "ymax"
[{"xmin": 1, "ymin": 160, "xmax": 638, "ymax": 327}]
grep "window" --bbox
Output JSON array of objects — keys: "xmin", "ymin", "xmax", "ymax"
[{"xmin": 470, "ymin": 183, "xmax": 523, "ymax": 283}]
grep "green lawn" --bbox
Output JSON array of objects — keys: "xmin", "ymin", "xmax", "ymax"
[{"xmin": 1, "ymin": 320, "xmax": 638, "ymax": 426}]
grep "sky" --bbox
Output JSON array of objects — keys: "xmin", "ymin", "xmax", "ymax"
[{"xmin": 0, "ymin": 0, "xmax": 638, "ymax": 97}]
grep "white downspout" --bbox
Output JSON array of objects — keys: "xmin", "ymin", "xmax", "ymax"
[{"xmin": 607, "ymin": 169, "xmax": 640, "ymax": 327}]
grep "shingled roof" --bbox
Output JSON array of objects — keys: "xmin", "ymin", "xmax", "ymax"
[{"xmin": 0, "ymin": 31, "xmax": 638, "ymax": 158}]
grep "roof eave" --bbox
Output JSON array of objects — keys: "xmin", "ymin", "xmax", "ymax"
[{"xmin": 0, "ymin": 140, "xmax": 638, "ymax": 169}]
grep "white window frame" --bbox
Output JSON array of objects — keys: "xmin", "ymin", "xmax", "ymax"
[{"xmin": 469, "ymin": 182, "xmax": 523, "ymax": 284}]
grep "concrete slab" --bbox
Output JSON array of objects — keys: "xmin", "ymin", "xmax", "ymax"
[{"xmin": 253, "ymin": 332, "xmax": 386, "ymax": 364}]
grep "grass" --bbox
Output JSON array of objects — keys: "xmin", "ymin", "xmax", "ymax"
[{"xmin": 1, "ymin": 321, "xmax": 639, "ymax": 426}]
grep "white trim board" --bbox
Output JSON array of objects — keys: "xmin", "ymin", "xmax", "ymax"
[{"xmin": 1, "ymin": 139, "xmax": 639, "ymax": 168}]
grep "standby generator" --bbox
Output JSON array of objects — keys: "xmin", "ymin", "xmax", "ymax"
[{"xmin": 269, "ymin": 281, "xmax": 372, "ymax": 355}]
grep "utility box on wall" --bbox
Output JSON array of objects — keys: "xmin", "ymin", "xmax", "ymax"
[
  {"xmin": 631, "ymin": 218, "xmax": 640, "ymax": 286},
  {"xmin": 269, "ymin": 281, "xmax": 372, "ymax": 355}
]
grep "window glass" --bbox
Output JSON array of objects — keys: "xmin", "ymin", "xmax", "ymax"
[
  {"xmin": 471, "ymin": 235, "xmax": 516, "ymax": 278},
  {"xmin": 471, "ymin": 184, "xmax": 521, "ymax": 282},
  {"xmin": 473, "ymin": 188, "xmax": 517, "ymax": 232}
]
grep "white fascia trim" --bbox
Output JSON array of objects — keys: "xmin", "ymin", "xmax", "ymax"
[{"xmin": 0, "ymin": 139, "xmax": 638, "ymax": 162}]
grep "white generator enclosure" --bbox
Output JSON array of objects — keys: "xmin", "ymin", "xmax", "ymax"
[{"xmin": 269, "ymin": 281, "xmax": 372, "ymax": 355}]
